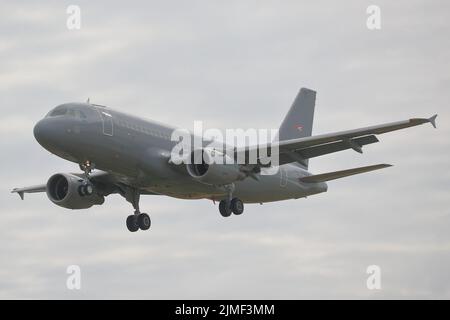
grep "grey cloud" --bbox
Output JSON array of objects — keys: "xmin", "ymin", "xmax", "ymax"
[{"xmin": 0, "ymin": 0, "xmax": 449, "ymax": 299}]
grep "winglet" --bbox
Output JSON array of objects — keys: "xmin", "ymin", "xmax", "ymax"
[
  {"xmin": 11, "ymin": 189, "xmax": 25, "ymax": 200},
  {"xmin": 429, "ymin": 114, "xmax": 438, "ymax": 128}
]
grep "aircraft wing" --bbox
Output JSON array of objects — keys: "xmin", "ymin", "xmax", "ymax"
[
  {"xmin": 237, "ymin": 115, "xmax": 437, "ymax": 166},
  {"xmin": 11, "ymin": 170, "xmax": 159, "ymax": 200},
  {"xmin": 11, "ymin": 185, "xmax": 47, "ymax": 200}
]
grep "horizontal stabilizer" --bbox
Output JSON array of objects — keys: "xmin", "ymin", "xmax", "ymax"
[{"xmin": 299, "ymin": 164, "xmax": 392, "ymax": 183}]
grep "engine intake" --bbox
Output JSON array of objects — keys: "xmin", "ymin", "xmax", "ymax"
[
  {"xmin": 46, "ymin": 173, "xmax": 104, "ymax": 210},
  {"xmin": 186, "ymin": 149, "xmax": 245, "ymax": 185}
]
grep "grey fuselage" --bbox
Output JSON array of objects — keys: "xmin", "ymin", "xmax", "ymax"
[{"xmin": 33, "ymin": 103, "xmax": 328, "ymax": 203}]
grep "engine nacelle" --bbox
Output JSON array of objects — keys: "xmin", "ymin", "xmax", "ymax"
[
  {"xmin": 46, "ymin": 173, "xmax": 104, "ymax": 210},
  {"xmin": 186, "ymin": 149, "xmax": 246, "ymax": 185}
]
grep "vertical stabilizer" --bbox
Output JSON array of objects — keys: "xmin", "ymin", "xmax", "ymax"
[{"xmin": 275, "ymin": 87, "xmax": 316, "ymax": 168}]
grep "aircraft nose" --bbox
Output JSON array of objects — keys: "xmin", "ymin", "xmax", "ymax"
[{"xmin": 33, "ymin": 118, "xmax": 53, "ymax": 146}]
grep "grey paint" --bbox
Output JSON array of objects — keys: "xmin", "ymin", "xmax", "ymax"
[
  {"xmin": 278, "ymin": 88, "xmax": 316, "ymax": 141},
  {"xmin": 12, "ymin": 89, "xmax": 436, "ymax": 222},
  {"xmin": 275, "ymin": 88, "xmax": 316, "ymax": 169},
  {"xmin": 26, "ymin": 99, "xmax": 328, "ymax": 203}
]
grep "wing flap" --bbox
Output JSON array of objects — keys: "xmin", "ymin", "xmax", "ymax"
[
  {"xmin": 279, "ymin": 135, "xmax": 379, "ymax": 165},
  {"xmin": 299, "ymin": 164, "xmax": 392, "ymax": 183}
]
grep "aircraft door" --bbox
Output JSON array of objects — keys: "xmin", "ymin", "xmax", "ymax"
[{"xmin": 97, "ymin": 109, "xmax": 114, "ymax": 136}]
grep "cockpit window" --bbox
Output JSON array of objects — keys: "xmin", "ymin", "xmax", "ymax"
[
  {"xmin": 47, "ymin": 106, "xmax": 87, "ymax": 119},
  {"xmin": 48, "ymin": 107, "xmax": 68, "ymax": 117},
  {"xmin": 77, "ymin": 110, "xmax": 87, "ymax": 119},
  {"xmin": 67, "ymin": 109, "xmax": 87, "ymax": 119}
]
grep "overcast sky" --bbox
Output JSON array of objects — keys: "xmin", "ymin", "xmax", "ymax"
[{"xmin": 0, "ymin": 0, "xmax": 449, "ymax": 299}]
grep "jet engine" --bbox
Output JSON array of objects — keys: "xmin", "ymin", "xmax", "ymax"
[
  {"xmin": 186, "ymin": 148, "xmax": 246, "ymax": 185},
  {"xmin": 46, "ymin": 173, "xmax": 104, "ymax": 209}
]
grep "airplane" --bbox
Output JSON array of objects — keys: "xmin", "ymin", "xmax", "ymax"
[{"xmin": 12, "ymin": 88, "xmax": 437, "ymax": 232}]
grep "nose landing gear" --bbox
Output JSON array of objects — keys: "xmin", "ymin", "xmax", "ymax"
[
  {"xmin": 80, "ymin": 160, "xmax": 95, "ymax": 179},
  {"xmin": 78, "ymin": 183, "xmax": 94, "ymax": 197}
]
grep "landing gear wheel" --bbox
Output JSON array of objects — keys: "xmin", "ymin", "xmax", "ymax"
[
  {"xmin": 78, "ymin": 184, "xmax": 94, "ymax": 196},
  {"xmin": 219, "ymin": 200, "xmax": 232, "ymax": 217},
  {"xmin": 78, "ymin": 185, "xmax": 84, "ymax": 196},
  {"xmin": 84, "ymin": 184, "xmax": 93, "ymax": 195},
  {"xmin": 123, "ymin": 187, "xmax": 152, "ymax": 232},
  {"xmin": 231, "ymin": 198, "xmax": 244, "ymax": 215},
  {"xmin": 138, "ymin": 213, "xmax": 151, "ymax": 230},
  {"xmin": 126, "ymin": 215, "xmax": 139, "ymax": 232}
]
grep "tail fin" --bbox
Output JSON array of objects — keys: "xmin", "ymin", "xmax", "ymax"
[{"xmin": 275, "ymin": 87, "xmax": 316, "ymax": 169}]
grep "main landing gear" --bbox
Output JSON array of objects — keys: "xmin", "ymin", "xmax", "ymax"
[
  {"xmin": 123, "ymin": 187, "xmax": 151, "ymax": 232},
  {"xmin": 218, "ymin": 183, "xmax": 244, "ymax": 217},
  {"xmin": 219, "ymin": 198, "xmax": 244, "ymax": 217},
  {"xmin": 126, "ymin": 212, "xmax": 151, "ymax": 232},
  {"xmin": 79, "ymin": 160, "xmax": 151, "ymax": 233}
]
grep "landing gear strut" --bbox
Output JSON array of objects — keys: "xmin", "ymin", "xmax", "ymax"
[
  {"xmin": 79, "ymin": 160, "xmax": 95, "ymax": 196},
  {"xmin": 80, "ymin": 160, "xmax": 95, "ymax": 179},
  {"xmin": 123, "ymin": 187, "xmax": 151, "ymax": 232}
]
